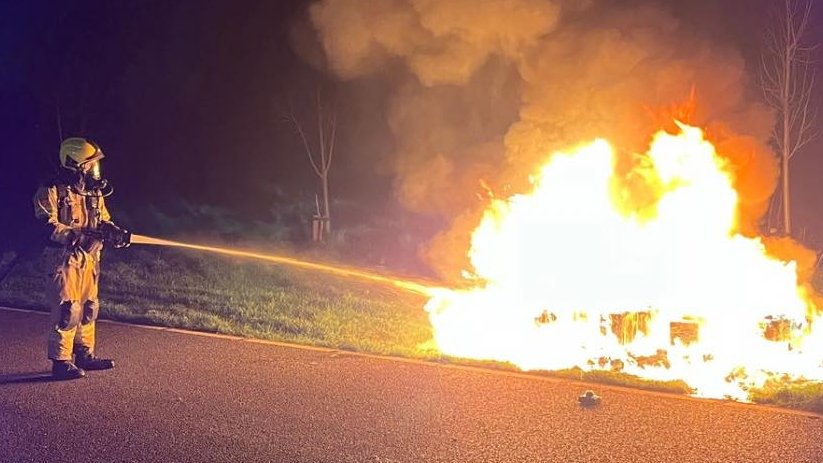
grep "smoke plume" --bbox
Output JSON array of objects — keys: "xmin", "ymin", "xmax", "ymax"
[{"xmin": 304, "ymin": 0, "xmax": 783, "ymax": 280}]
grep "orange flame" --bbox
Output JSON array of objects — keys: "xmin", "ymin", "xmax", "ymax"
[{"xmin": 424, "ymin": 123, "xmax": 821, "ymax": 400}]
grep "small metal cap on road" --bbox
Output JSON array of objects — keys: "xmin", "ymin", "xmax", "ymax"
[{"xmin": 578, "ymin": 390, "xmax": 601, "ymax": 407}]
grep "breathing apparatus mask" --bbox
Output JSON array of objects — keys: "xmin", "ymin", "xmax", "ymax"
[{"xmin": 79, "ymin": 159, "xmax": 112, "ymax": 195}]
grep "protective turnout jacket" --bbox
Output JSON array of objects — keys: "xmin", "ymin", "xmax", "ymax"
[
  {"xmin": 34, "ymin": 180, "xmax": 112, "ymax": 256},
  {"xmin": 33, "ymin": 178, "xmax": 114, "ymax": 361}
]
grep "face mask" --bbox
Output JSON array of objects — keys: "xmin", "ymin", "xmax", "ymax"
[{"xmin": 80, "ymin": 161, "xmax": 109, "ymax": 191}]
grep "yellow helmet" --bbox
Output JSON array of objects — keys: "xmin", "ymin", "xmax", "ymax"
[{"xmin": 59, "ymin": 137, "xmax": 105, "ymax": 171}]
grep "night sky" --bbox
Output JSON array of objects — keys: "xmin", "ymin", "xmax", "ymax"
[
  {"xmin": 2, "ymin": 0, "xmax": 394, "ymax": 248},
  {"xmin": 2, "ymin": 0, "xmax": 822, "ymax": 256}
]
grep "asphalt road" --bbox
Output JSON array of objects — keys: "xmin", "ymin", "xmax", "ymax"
[{"xmin": 1, "ymin": 307, "xmax": 821, "ymax": 463}]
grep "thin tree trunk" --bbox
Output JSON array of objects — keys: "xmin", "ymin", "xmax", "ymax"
[
  {"xmin": 322, "ymin": 172, "xmax": 331, "ymax": 233},
  {"xmin": 782, "ymin": 143, "xmax": 791, "ymax": 235},
  {"xmin": 760, "ymin": 0, "xmax": 816, "ymax": 237},
  {"xmin": 781, "ymin": 35, "xmax": 792, "ymax": 235},
  {"xmin": 283, "ymin": 87, "xmax": 337, "ymax": 241}
]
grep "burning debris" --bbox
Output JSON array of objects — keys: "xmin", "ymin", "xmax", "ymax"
[
  {"xmin": 608, "ymin": 311, "xmax": 653, "ymax": 345},
  {"xmin": 760, "ymin": 316, "xmax": 798, "ymax": 343},
  {"xmin": 534, "ymin": 310, "xmax": 557, "ymax": 325},
  {"xmin": 423, "ymin": 126, "xmax": 822, "ymax": 401},
  {"xmin": 669, "ymin": 319, "xmax": 701, "ymax": 347}
]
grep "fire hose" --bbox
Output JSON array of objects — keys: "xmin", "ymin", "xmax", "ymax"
[
  {"xmin": 3, "ymin": 224, "xmax": 432, "ymax": 295},
  {"xmin": 81, "ymin": 222, "xmax": 132, "ymax": 249}
]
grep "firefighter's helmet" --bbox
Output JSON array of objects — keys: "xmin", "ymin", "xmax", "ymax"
[{"xmin": 59, "ymin": 137, "xmax": 105, "ymax": 171}]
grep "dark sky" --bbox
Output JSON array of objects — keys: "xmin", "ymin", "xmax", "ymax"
[
  {"xmin": 2, "ymin": 0, "xmax": 822, "ymax": 251},
  {"xmin": 3, "ymin": 1, "xmax": 331, "ymax": 206},
  {"xmin": 1, "ymin": 0, "xmax": 397, "ymax": 247}
]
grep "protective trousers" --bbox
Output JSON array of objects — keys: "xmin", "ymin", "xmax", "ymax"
[{"xmin": 47, "ymin": 251, "xmax": 100, "ymax": 361}]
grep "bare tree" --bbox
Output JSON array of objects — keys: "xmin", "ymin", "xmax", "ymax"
[
  {"xmin": 284, "ymin": 90, "xmax": 338, "ymax": 239},
  {"xmin": 761, "ymin": 0, "xmax": 817, "ymax": 236}
]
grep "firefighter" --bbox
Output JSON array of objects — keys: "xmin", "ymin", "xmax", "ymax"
[{"xmin": 33, "ymin": 137, "xmax": 130, "ymax": 380}]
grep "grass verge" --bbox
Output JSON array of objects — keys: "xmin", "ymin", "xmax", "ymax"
[
  {"xmin": 0, "ymin": 246, "xmax": 435, "ymax": 359},
  {"xmin": 750, "ymin": 381, "xmax": 823, "ymax": 414}
]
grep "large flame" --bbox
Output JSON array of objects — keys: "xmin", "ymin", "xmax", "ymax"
[{"xmin": 425, "ymin": 124, "xmax": 822, "ymax": 400}]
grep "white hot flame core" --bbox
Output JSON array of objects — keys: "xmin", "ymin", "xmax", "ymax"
[{"xmin": 425, "ymin": 125, "xmax": 821, "ymax": 400}]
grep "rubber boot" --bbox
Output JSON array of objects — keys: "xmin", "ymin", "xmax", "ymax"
[
  {"xmin": 52, "ymin": 360, "xmax": 86, "ymax": 380},
  {"xmin": 74, "ymin": 347, "xmax": 115, "ymax": 371}
]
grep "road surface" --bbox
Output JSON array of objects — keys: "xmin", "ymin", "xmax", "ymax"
[{"xmin": 0, "ymin": 307, "xmax": 821, "ymax": 462}]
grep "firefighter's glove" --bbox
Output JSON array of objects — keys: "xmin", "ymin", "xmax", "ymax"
[
  {"xmin": 100, "ymin": 222, "xmax": 131, "ymax": 249},
  {"xmin": 76, "ymin": 228, "xmax": 104, "ymax": 254},
  {"xmin": 80, "ymin": 228, "xmax": 104, "ymax": 241}
]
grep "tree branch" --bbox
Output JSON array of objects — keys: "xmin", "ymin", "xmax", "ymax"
[
  {"xmin": 326, "ymin": 108, "xmax": 337, "ymax": 172},
  {"xmin": 316, "ymin": 90, "xmax": 327, "ymax": 175},
  {"xmin": 286, "ymin": 110, "xmax": 323, "ymax": 178}
]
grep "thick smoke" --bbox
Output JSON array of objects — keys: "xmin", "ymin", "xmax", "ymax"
[
  {"xmin": 310, "ymin": 0, "xmax": 561, "ymax": 86},
  {"xmin": 305, "ymin": 0, "xmax": 783, "ymax": 280}
]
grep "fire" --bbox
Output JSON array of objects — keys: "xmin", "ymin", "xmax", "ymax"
[{"xmin": 425, "ymin": 123, "xmax": 822, "ymax": 400}]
